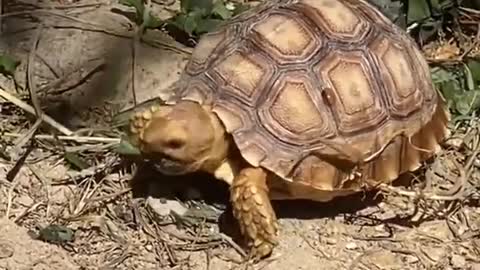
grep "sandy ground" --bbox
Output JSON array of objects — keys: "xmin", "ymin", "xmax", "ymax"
[{"xmin": 0, "ymin": 0, "xmax": 480, "ymax": 269}]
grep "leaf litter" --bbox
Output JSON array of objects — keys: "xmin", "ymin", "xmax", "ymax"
[{"xmin": 0, "ymin": 0, "xmax": 479, "ymax": 269}]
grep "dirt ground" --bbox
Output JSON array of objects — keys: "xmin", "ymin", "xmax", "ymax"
[{"xmin": 0, "ymin": 0, "xmax": 480, "ymax": 269}]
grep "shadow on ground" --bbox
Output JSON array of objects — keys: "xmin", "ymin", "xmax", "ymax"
[{"xmin": 128, "ymin": 161, "xmax": 425, "ymax": 234}]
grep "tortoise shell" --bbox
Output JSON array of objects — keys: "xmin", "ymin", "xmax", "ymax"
[{"xmin": 166, "ymin": 0, "xmax": 450, "ymax": 197}]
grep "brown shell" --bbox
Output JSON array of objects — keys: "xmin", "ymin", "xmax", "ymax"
[{"xmin": 169, "ymin": 0, "xmax": 450, "ymax": 195}]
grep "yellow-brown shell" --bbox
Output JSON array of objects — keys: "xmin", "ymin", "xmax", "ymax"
[{"xmin": 169, "ymin": 0, "xmax": 450, "ymax": 195}]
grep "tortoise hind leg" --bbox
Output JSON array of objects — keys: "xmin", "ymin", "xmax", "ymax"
[{"xmin": 230, "ymin": 167, "xmax": 279, "ymax": 259}]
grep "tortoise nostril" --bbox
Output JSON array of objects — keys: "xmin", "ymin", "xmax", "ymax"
[{"xmin": 165, "ymin": 139, "xmax": 185, "ymax": 149}]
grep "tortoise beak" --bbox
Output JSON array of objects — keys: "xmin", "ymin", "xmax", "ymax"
[{"xmin": 144, "ymin": 152, "xmax": 193, "ymax": 175}]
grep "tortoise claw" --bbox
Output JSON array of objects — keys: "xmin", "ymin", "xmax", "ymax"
[{"xmin": 230, "ymin": 167, "xmax": 279, "ymax": 259}]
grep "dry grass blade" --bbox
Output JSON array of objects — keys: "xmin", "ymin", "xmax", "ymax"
[
  {"xmin": 2, "ymin": 132, "xmax": 121, "ymax": 144},
  {"xmin": 27, "ymin": 24, "xmax": 44, "ymax": 117},
  {"xmin": 4, "ymin": 177, "xmax": 19, "ymax": 219},
  {"xmin": 0, "ymin": 87, "xmax": 73, "ymax": 135},
  {"xmin": 8, "ymin": 119, "xmax": 42, "ymax": 160},
  {"xmin": 0, "ymin": 0, "xmax": 3, "ymax": 33}
]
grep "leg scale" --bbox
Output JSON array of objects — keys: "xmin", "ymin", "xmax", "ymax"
[{"xmin": 230, "ymin": 167, "xmax": 279, "ymax": 259}]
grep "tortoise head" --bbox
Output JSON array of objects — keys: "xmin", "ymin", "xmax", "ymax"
[{"xmin": 130, "ymin": 101, "xmax": 230, "ymax": 175}]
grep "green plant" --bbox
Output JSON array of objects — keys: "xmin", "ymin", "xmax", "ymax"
[
  {"xmin": 119, "ymin": 0, "xmax": 164, "ymax": 29},
  {"xmin": 119, "ymin": 0, "xmax": 248, "ymax": 41},
  {"xmin": 372, "ymin": 0, "xmax": 480, "ymax": 117},
  {"xmin": 431, "ymin": 58, "xmax": 480, "ymax": 116},
  {"xmin": 0, "ymin": 54, "xmax": 19, "ymax": 77},
  {"xmin": 369, "ymin": 0, "xmax": 475, "ymax": 42},
  {"xmin": 166, "ymin": 0, "xmax": 246, "ymax": 37}
]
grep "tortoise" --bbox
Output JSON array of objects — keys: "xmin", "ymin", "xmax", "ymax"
[{"xmin": 128, "ymin": 0, "xmax": 450, "ymax": 259}]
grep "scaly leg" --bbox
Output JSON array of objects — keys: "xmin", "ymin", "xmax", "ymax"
[{"xmin": 230, "ymin": 167, "xmax": 279, "ymax": 259}]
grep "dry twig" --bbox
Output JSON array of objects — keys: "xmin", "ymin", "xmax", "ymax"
[
  {"xmin": 0, "ymin": 87, "xmax": 73, "ymax": 135},
  {"xmin": 2, "ymin": 132, "xmax": 120, "ymax": 144}
]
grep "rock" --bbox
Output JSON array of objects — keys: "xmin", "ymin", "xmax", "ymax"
[
  {"xmin": 450, "ymin": 254, "xmax": 466, "ymax": 269},
  {"xmin": 146, "ymin": 197, "xmax": 188, "ymax": 216},
  {"xmin": 0, "ymin": 242, "xmax": 13, "ymax": 259},
  {"xmin": 425, "ymin": 247, "xmax": 446, "ymax": 262},
  {"xmin": 345, "ymin": 242, "xmax": 358, "ymax": 250}
]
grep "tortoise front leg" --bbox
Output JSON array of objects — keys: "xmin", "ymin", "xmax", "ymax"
[{"xmin": 230, "ymin": 167, "xmax": 279, "ymax": 259}]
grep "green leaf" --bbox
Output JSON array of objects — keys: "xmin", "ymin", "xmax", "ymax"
[
  {"xmin": 431, "ymin": 66, "xmax": 456, "ymax": 83},
  {"xmin": 440, "ymin": 79, "xmax": 461, "ymax": 105},
  {"xmin": 0, "ymin": 54, "xmax": 20, "ymax": 77},
  {"xmin": 467, "ymin": 58, "xmax": 480, "ymax": 85},
  {"xmin": 212, "ymin": 0, "xmax": 232, "ymax": 20},
  {"xmin": 196, "ymin": 18, "xmax": 224, "ymax": 34},
  {"xmin": 180, "ymin": 0, "xmax": 191, "ymax": 13},
  {"xmin": 454, "ymin": 91, "xmax": 480, "ymax": 115},
  {"xmin": 171, "ymin": 13, "xmax": 188, "ymax": 31},
  {"xmin": 454, "ymin": 97, "xmax": 471, "ymax": 115},
  {"xmin": 464, "ymin": 63, "xmax": 475, "ymax": 91},
  {"xmin": 119, "ymin": 0, "xmax": 144, "ymax": 17},
  {"xmin": 183, "ymin": 14, "xmax": 199, "ymax": 35},
  {"xmin": 181, "ymin": 0, "xmax": 213, "ymax": 15},
  {"xmin": 407, "ymin": 0, "xmax": 431, "ymax": 24},
  {"xmin": 367, "ymin": 0, "xmax": 405, "ymax": 27},
  {"xmin": 37, "ymin": 225, "xmax": 75, "ymax": 244},
  {"xmin": 114, "ymin": 138, "xmax": 141, "ymax": 156},
  {"xmin": 231, "ymin": 2, "xmax": 250, "ymax": 16},
  {"xmin": 431, "ymin": 66, "xmax": 462, "ymax": 107},
  {"xmin": 429, "ymin": 0, "xmax": 441, "ymax": 10},
  {"xmin": 144, "ymin": 12, "xmax": 164, "ymax": 29},
  {"xmin": 64, "ymin": 152, "xmax": 89, "ymax": 171}
]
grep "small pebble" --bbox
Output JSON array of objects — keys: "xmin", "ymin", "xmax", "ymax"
[
  {"xmin": 450, "ymin": 254, "xmax": 466, "ymax": 269},
  {"xmin": 345, "ymin": 242, "xmax": 358, "ymax": 250},
  {"xmin": 374, "ymin": 224, "xmax": 386, "ymax": 232},
  {"xmin": 0, "ymin": 242, "xmax": 14, "ymax": 259},
  {"xmin": 324, "ymin": 237, "xmax": 337, "ymax": 245},
  {"xmin": 16, "ymin": 195, "xmax": 34, "ymax": 206},
  {"xmin": 146, "ymin": 197, "xmax": 188, "ymax": 216},
  {"xmin": 405, "ymin": 255, "xmax": 419, "ymax": 264},
  {"xmin": 425, "ymin": 247, "xmax": 446, "ymax": 262}
]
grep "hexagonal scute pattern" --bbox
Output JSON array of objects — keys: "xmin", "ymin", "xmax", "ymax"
[
  {"xmin": 250, "ymin": 12, "xmax": 321, "ymax": 63},
  {"xmin": 258, "ymin": 71, "xmax": 335, "ymax": 143},
  {"xmin": 314, "ymin": 50, "xmax": 388, "ymax": 134},
  {"xmin": 171, "ymin": 0, "xmax": 445, "ymax": 187},
  {"xmin": 210, "ymin": 49, "xmax": 275, "ymax": 106},
  {"xmin": 295, "ymin": 0, "xmax": 370, "ymax": 42},
  {"xmin": 186, "ymin": 30, "xmax": 227, "ymax": 75},
  {"xmin": 369, "ymin": 36, "xmax": 426, "ymax": 117},
  {"xmin": 268, "ymin": 80, "xmax": 323, "ymax": 134}
]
